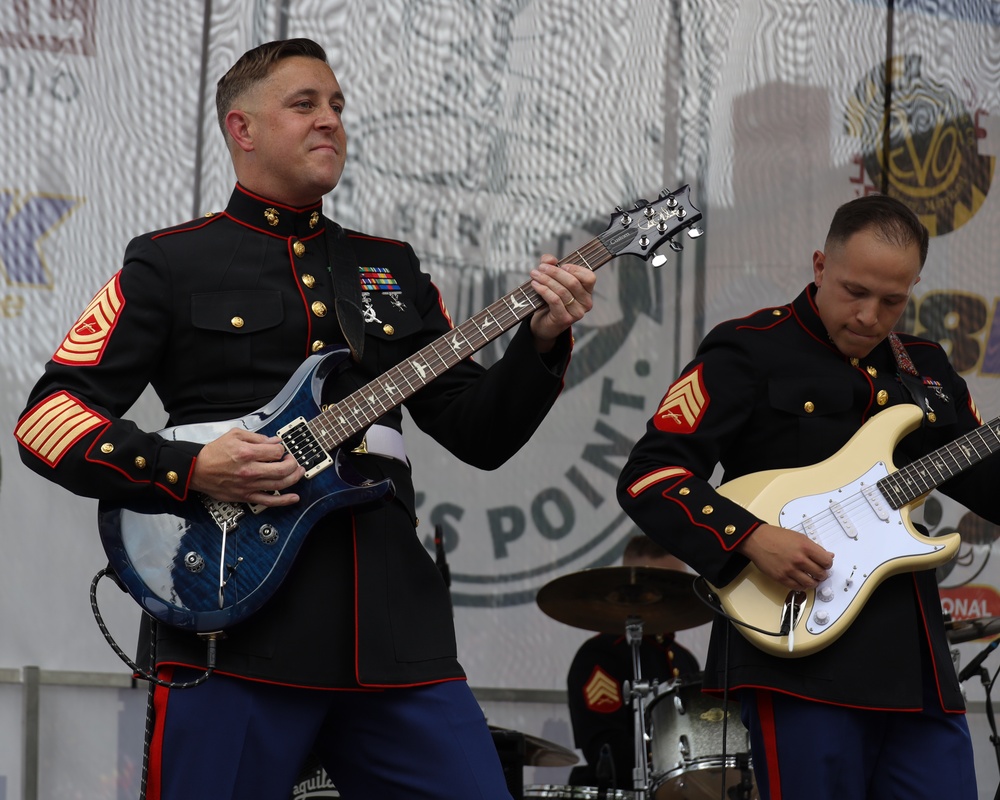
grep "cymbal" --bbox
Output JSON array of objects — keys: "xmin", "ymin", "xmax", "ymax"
[
  {"xmin": 946, "ymin": 616, "xmax": 1000, "ymax": 644},
  {"xmin": 488, "ymin": 726, "xmax": 579, "ymax": 767},
  {"xmin": 536, "ymin": 565, "xmax": 715, "ymax": 634}
]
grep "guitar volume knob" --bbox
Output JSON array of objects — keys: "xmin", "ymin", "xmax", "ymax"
[
  {"xmin": 259, "ymin": 524, "xmax": 279, "ymax": 545},
  {"xmin": 817, "ymin": 585, "xmax": 835, "ymax": 603}
]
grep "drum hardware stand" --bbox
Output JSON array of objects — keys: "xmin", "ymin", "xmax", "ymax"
[
  {"xmin": 728, "ymin": 752, "xmax": 754, "ymax": 800},
  {"xmin": 623, "ymin": 615, "xmax": 656, "ymax": 800}
]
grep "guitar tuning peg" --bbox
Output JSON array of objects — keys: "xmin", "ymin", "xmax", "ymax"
[
  {"xmin": 668, "ymin": 239, "xmax": 683, "ymax": 252},
  {"xmin": 658, "ymin": 187, "xmax": 674, "ymax": 199},
  {"xmin": 650, "ymin": 252, "xmax": 668, "ymax": 268},
  {"xmin": 633, "ymin": 199, "xmax": 648, "ymax": 210},
  {"xmin": 614, "ymin": 205, "xmax": 624, "ymax": 214},
  {"xmin": 687, "ymin": 225, "xmax": 705, "ymax": 239}
]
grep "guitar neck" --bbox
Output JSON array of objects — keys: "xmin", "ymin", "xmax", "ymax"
[
  {"xmin": 309, "ymin": 235, "xmax": 616, "ymax": 450},
  {"xmin": 878, "ymin": 415, "xmax": 1000, "ymax": 509}
]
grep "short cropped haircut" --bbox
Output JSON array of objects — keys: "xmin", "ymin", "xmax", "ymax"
[
  {"xmin": 215, "ymin": 38, "xmax": 328, "ymax": 137},
  {"xmin": 825, "ymin": 194, "xmax": 929, "ymax": 268}
]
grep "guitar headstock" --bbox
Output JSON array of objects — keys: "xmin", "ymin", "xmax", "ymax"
[{"xmin": 598, "ymin": 185, "xmax": 704, "ymax": 266}]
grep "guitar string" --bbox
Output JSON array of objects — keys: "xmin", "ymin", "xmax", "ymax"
[
  {"xmin": 308, "ymin": 236, "xmax": 617, "ymax": 448},
  {"xmin": 303, "ymin": 202, "xmax": 698, "ymax": 450},
  {"xmin": 787, "ymin": 415, "xmax": 1000, "ymax": 552}
]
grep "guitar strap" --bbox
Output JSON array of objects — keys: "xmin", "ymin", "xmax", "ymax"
[
  {"xmin": 888, "ymin": 331, "xmax": 935, "ymax": 424},
  {"xmin": 325, "ymin": 222, "xmax": 366, "ymax": 363}
]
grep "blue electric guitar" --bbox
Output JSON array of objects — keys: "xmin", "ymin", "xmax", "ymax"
[{"xmin": 98, "ymin": 187, "xmax": 705, "ymax": 633}]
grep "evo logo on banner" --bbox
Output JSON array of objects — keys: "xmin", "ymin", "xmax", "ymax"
[{"xmin": 846, "ymin": 54, "xmax": 994, "ymax": 236}]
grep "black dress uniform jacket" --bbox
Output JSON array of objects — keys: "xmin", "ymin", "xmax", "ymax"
[
  {"xmin": 16, "ymin": 184, "xmax": 572, "ymax": 688},
  {"xmin": 617, "ymin": 284, "xmax": 1000, "ymax": 711}
]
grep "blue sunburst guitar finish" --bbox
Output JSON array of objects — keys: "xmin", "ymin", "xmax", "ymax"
[{"xmin": 98, "ymin": 187, "xmax": 706, "ymax": 633}]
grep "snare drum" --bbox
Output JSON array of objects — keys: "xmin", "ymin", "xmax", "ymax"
[
  {"xmin": 647, "ymin": 676, "xmax": 758, "ymax": 799},
  {"xmin": 524, "ymin": 786, "xmax": 636, "ymax": 799}
]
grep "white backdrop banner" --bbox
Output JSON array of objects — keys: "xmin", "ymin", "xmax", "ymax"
[{"xmin": 2, "ymin": 1, "xmax": 1000, "ymax": 797}]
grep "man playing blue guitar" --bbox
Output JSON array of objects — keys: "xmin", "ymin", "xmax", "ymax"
[
  {"xmin": 618, "ymin": 194, "xmax": 1000, "ymax": 799},
  {"xmin": 14, "ymin": 38, "xmax": 601, "ymax": 800}
]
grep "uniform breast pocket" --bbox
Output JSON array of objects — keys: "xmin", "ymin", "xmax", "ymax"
[
  {"xmin": 191, "ymin": 290, "xmax": 284, "ymax": 403},
  {"xmin": 768, "ymin": 376, "xmax": 854, "ymax": 461},
  {"xmin": 361, "ymin": 291, "xmax": 423, "ymax": 342}
]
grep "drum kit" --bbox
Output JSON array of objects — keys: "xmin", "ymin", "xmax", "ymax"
[
  {"xmin": 533, "ymin": 565, "xmax": 758, "ymax": 800},
  {"xmin": 289, "ymin": 565, "xmax": 756, "ymax": 800}
]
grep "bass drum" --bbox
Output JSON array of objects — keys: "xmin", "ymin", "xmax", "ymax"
[
  {"xmin": 647, "ymin": 676, "xmax": 758, "ymax": 799},
  {"xmin": 524, "ymin": 786, "xmax": 637, "ymax": 799}
]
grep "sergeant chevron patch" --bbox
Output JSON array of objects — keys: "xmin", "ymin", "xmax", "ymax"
[
  {"xmin": 654, "ymin": 364, "xmax": 709, "ymax": 434},
  {"xmin": 53, "ymin": 274, "xmax": 124, "ymax": 365},
  {"xmin": 583, "ymin": 665, "xmax": 622, "ymax": 713},
  {"xmin": 15, "ymin": 391, "xmax": 107, "ymax": 467}
]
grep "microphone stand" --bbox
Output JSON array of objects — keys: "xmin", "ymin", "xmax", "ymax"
[
  {"xmin": 979, "ymin": 666, "xmax": 1000, "ymax": 800},
  {"xmin": 957, "ymin": 639, "xmax": 1000, "ymax": 800}
]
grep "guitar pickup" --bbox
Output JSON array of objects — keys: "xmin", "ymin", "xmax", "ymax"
[
  {"xmin": 780, "ymin": 590, "xmax": 807, "ymax": 636},
  {"xmin": 277, "ymin": 416, "xmax": 334, "ymax": 478}
]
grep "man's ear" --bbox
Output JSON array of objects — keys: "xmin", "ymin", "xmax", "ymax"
[
  {"xmin": 225, "ymin": 109, "xmax": 255, "ymax": 153},
  {"xmin": 812, "ymin": 249, "xmax": 826, "ymax": 286}
]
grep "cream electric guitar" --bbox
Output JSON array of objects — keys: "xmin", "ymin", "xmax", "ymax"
[{"xmin": 709, "ymin": 403, "xmax": 1000, "ymax": 658}]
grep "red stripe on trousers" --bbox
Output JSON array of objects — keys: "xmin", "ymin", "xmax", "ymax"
[
  {"xmin": 757, "ymin": 689, "xmax": 782, "ymax": 800},
  {"xmin": 144, "ymin": 665, "xmax": 174, "ymax": 800}
]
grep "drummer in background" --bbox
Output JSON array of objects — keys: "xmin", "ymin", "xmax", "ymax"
[{"xmin": 566, "ymin": 535, "xmax": 701, "ymax": 789}]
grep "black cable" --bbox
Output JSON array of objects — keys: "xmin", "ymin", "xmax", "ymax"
[
  {"xmin": 90, "ymin": 567, "xmax": 216, "ymax": 689},
  {"xmin": 720, "ymin": 621, "xmax": 731, "ymax": 800},
  {"xmin": 692, "ymin": 576, "xmax": 790, "ymax": 639},
  {"xmin": 139, "ymin": 635, "xmax": 155, "ymax": 800}
]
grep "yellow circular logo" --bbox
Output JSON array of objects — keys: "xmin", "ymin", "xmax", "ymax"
[{"xmin": 846, "ymin": 55, "xmax": 994, "ymax": 236}]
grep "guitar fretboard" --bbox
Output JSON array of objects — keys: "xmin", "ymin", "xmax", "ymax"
[
  {"xmin": 878, "ymin": 416, "xmax": 1000, "ymax": 509},
  {"xmin": 307, "ymin": 237, "xmax": 615, "ymax": 450}
]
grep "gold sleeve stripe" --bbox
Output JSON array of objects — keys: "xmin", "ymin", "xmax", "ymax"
[
  {"xmin": 969, "ymin": 396, "xmax": 983, "ymax": 425},
  {"xmin": 53, "ymin": 274, "xmax": 125, "ymax": 365},
  {"xmin": 15, "ymin": 392, "xmax": 107, "ymax": 467},
  {"xmin": 627, "ymin": 466, "xmax": 689, "ymax": 497},
  {"xmin": 431, "ymin": 281, "xmax": 454, "ymax": 328}
]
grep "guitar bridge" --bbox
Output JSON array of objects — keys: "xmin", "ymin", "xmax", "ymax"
[
  {"xmin": 202, "ymin": 496, "xmax": 245, "ymax": 531},
  {"xmin": 780, "ymin": 590, "xmax": 807, "ymax": 636}
]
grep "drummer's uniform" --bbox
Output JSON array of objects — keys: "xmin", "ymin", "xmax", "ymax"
[
  {"xmin": 617, "ymin": 284, "xmax": 998, "ymax": 799},
  {"xmin": 15, "ymin": 184, "xmax": 574, "ymax": 800},
  {"xmin": 567, "ymin": 632, "xmax": 699, "ymax": 788}
]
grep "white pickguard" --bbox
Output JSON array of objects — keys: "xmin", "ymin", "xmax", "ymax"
[{"xmin": 778, "ymin": 462, "xmax": 948, "ymax": 636}]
